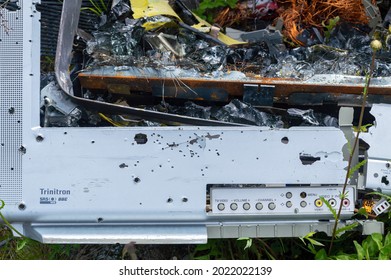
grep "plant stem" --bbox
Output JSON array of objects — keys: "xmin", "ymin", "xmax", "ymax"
[
  {"xmin": 0, "ymin": 212, "xmax": 24, "ymax": 238},
  {"xmin": 0, "ymin": 200, "xmax": 25, "ymax": 237},
  {"xmin": 328, "ymin": 52, "xmax": 376, "ymax": 255},
  {"xmin": 257, "ymin": 238, "xmax": 277, "ymax": 260},
  {"xmin": 228, "ymin": 240, "xmax": 235, "ymax": 259}
]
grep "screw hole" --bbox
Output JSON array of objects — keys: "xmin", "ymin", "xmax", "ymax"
[
  {"xmin": 97, "ymin": 217, "xmax": 103, "ymax": 223},
  {"xmin": 36, "ymin": 135, "xmax": 44, "ymax": 142},
  {"xmin": 134, "ymin": 177, "xmax": 141, "ymax": 183},
  {"xmin": 281, "ymin": 137, "xmax": 289, "ymax": 144},
  {"xmin": 119, "ymin": 163, "xmax": 128, "ymax": 169},
  {"xmin": 18, "ymin": 203, "xmax": 26, "ymax": 211},
  {"xmin": 167, "ymin": 198, "xmax": 173, "ymax": 203},
  {"xmin": 182, "ymin": 197, "xmax": 188, "ymax": 203},
  {"xmin": 134, "ymin": 133, "xmax": 148, "ymax": 144},
  {"xmin": 19, "ymin": 146, "xmax": 26, "ymax": 154},
  {"xmin": 381, "ymin": 176, "xmax": 390, "ymax": 186}
]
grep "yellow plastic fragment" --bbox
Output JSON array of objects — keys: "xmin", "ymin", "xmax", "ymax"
[
  {"xmin": 130, "ymin": 0, "xmax": 180, "ymax": 20},
  {"xmin": 191, "ymin": 13, "xmax": 245, "ymax": 45},
  {"xmin": 130, "ymin": 0, "xmax": 245, "ymax": 44}
]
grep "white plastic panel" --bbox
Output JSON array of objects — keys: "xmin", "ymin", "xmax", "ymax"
[
  {"xmin": 0, "ymin": 2, "xmax": 24, "ymax": 204},
  {"xmin": 8, "ymin": 125, "xmax": 349, "ymax": 224},
  {"xmin": 363, "ymin": 104, "xmax": 391, "ymax": 195},
  {"xmin": 210, "ymin": 186, "xmax": 355, "ymax": 218}
]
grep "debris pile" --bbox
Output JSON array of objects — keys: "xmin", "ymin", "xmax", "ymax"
[
  {"xmin": 41, "ymin": 0, "xmax": 391, "ymax": 127},
  {"xmin": 83, "ymin": 0, "xmax": 391, "ymax": 78}
]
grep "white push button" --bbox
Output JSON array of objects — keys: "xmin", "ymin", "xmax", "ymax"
[{"xmin": 217, "ymin": 203, "xmax": 225, "ymax": 211}]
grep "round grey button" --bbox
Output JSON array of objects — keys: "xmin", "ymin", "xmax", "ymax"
[
  {"xmin": 268, "ymin": 202, "xmax": 276, "ymax": 210},
  {"xmin": 286, "ymin": 201, "xmax": 293, "ymax": 208},
  {"xmin": 243, "ymin": 203, "xmax": 251, "ymax": 210},
  {"xmin": 300, "ymin": 201, "xmax": 307, "ymax": 208},
  {"xmin": 230, "ymin": 203, "xmax": 238, "ymax": 210},
  {"xmin": 256, "ymin": 202, "xmax": 263, "ymax": 210},
  {"xmin": 217, "ymin": 203, "xmax": 225, "ymax": 211},
  {"xmin": 286, "ymin": 192, "xmax": 293, "ymax": 199}
]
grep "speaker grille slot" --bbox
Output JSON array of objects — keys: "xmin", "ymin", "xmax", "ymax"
[{"xmin": 0, "ymin": 3, "xmax": 24, "ymax": 204}]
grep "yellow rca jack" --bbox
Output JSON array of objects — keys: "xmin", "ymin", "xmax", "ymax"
[{"xmin": 315, "ymin": 198, "xmax": 323, "ymax": 208}]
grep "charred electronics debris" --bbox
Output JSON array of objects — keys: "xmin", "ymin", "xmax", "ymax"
[{"xmin": 0, "ymin": 0, "xmax": 390, "ymax": 244}]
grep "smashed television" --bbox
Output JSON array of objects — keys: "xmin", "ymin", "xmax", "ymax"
[{"xmin": 0, "ymin": 0, "xmax": 390, "ymax": 243}]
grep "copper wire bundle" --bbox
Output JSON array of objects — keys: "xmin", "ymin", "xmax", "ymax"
[
  {"xmin": 214, "ymin": 5, "xmax": 252, "ymax": 28},
  {"xmin": 215, "ymin": 1, "xmax": 375, "ymax": 46},
  {"xmin": 278, "ymin": 0, "xmax": 371, "ymax": 45}
]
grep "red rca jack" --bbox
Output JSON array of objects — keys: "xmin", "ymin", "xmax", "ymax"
[{"xmin": 342, "ymin": 199, "xmax": 350, "ymax": 207}]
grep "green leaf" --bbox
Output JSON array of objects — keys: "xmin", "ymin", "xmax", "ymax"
[
  {"xmin": 193, "ymin": 243, "xmax": 211, "ymax": 252},
  {"xmin": 320, "ymin": 197, "xmax": 337, "ymax": 220},
  {"xmin": 206, "ymin": 14, "xmax": 214, "ymax": 24},
  {"xmin": 303, "ymin": 231, "xmax": 316, "ymax": 239},
  {"xmin": 299, "ymin": 231, "xmax": 317, "ymax": 245},
  {"xmin": 354, "ymin": 240, "xmax": 364, "ymax": 260},
  {"xmin": 16, "ymin": 238, "xmax": 28, "ymax": 252},
  {"xmin": 335, "ymin": 222, "xmax": 359, "ymax": 237},
  {"xmin": 198, "ymin": 2, "xmax": 210, "ymax": 10},
  {"xmin": 362, "ymin": 235, "xmax": 380, "ymax": 259},
  {"xmin": 322, "ymin": 16, "xmax": 340, "ymax": 42},
  {"xmin": 194, "ymin": 255, "xmax": 211, "ymax": 260},
  {"xmin": 330, "ymin": 16, "xmax": 340, "ymax": 26},
  {"xmin": 0, "ymin": 200, "xmax": 4, "ymax": 210},
  {"xmin": 227, "ymin": 0, "xmax": 238, "ymax": 8},
  {"xmin": 335, "ymin": 254, "xmax": 355, "ymax": 260},
  {"xmin": 384, "ymin": 232, "xmax": 391, "ymax": 247},
  {"xmin": 237, "ymin": 237, "xmax": 253, "ymax": 250},
  {"xmin": 353, "ymin": 124, "xmax": 372, "ymax": 133},
  {"xmin": 308, "ymin": 238, "xmax": 324, "ymax": 247},
  {"xmin": 355, "ymin": 207, "xmax": 369, "ymax": 218},
  {"xmin": 243, "ymin": 238, "xmax": 253, "ymax": 250},
  {"xmin": 348, "ymin": 159, "xmax": 367, "ymax": 178},
  {"xmin": 307, "ymin": 243, "xmax": 317, "ymax": 255},
  {"xmin": 315, "ymin": 248, "xmax": 328, "ymax": 260},
  {"xmin": 371, "ymin": 233, "xmax": 384, "ymax": 251},
  {"xmin": 339, "ymin": 190, "xmax": 349, "ymax": 200},
  {"xmin": 379, "ymin": 244, "xmax": 391, "ymax": 259},
  {"xmin": 379, "ymin": 253, "xmax": 389, "ymax": 260}
]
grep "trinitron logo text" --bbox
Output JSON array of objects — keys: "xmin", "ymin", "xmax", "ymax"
[{"xmin": 40, "ymin": 188, "xmax": 71, "ymax": 195}]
